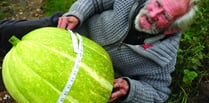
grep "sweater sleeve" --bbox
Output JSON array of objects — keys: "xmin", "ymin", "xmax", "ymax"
[
  {"xmin": 111, "ymin": 34, "xmax": 182, "ymax": 103},
  {"xmin": 121, "ymin": 69, "xmax": 173, "ymax": 103},
  {"xmin": 113, "ymin": 56, "xmax": 176, "ymax": 103},
  {"xmin": 63, "ymin": 0, "xmax": 114, "ymax": 26}
]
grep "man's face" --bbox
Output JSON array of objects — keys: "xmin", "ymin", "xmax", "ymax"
[{"xmin": 134, "ymin": 0, "xmax": 187, "ymax": 34}]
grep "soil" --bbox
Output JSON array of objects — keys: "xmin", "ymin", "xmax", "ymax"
[{"xmin": 2, "ymin": 0, "xmax": 45, "ymax": 20}]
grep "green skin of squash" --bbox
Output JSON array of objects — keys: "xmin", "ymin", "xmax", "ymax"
[{"xmin": 2, "ymin": 27, "xmax": 114, "ymax": 103}]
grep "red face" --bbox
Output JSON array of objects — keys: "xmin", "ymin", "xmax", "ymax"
[{"xmin": 134, "ymin": 0, "xmax": 187, "ymax": 34}]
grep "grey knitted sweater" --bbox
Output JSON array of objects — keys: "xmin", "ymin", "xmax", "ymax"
[{"xmin": 64, "ymin": 0, "xmax": 181, "ymax": 102}]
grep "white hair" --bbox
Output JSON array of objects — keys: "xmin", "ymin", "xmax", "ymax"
[{"xmin": 169, "ymin": 0, "xmax": 198, "ymax": 32}]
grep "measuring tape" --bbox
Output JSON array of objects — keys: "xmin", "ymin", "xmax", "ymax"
[{"xmin": 56, "ymin": 30, "xmax": 83, "ymax": 103}]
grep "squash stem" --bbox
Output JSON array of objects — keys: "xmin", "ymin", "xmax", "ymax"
[{"xmin": 9, "ymin": 36, "xmax": 21, "ymax": 46}]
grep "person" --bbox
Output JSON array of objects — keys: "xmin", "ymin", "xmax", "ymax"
[
  {"xmin": 0, "ymin": 0, "xmax": 197, "ymax": 102},
  {"xmin": 58, "ymin": 0, "xmax": 197, "ymax": 102}
]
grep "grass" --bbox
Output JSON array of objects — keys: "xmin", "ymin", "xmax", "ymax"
[
  {"xmin": 0, "ymin": 1, "xmax": 10, "ymax": 19},
  {"xmin": 43, "ymin": 0, "xmax": 76, "ymax": 16}
]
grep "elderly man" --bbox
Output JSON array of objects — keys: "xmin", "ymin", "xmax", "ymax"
[
  {"xmin": 58, "ymin": 0, "xmax": 197, "ymax": 102},
  {"xmin": 0, "ymin": 0, "xmax": 197, "ymax": 102}
]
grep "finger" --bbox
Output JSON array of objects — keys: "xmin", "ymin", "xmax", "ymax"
[
  {"xmin": 57, "ymin": 17, "xmax": 62, "ymax": 28},
  {"xmin": 67, "ymin": 20, "xmax": 79, "ymax": 30},
  {"xmin": 115, "ymin": 88, "xmax": 127, "ymax": 96},
  {"xmin": 109, "ymin": 85, "xmax": 127, "ymax": 102},
  {"xmin": 67, "ymin": 23, "xmax": 75, "ymax": 30},
  {"xmin": 58, "ymin": 17, "xmax": 67, "ymax": 29},
  {"xmin": 113, "ymin": 82, "xmax": 120, "ymax": 88},
  {"xmin": 109, "ymin": 90, "xmax": 124, "ymax": 101},
  {"xmin": 108, "ymin": 96, "xmax": 117, "ymax": 102},
  {"xmin": 114, "ymin": 78, "xmax": 124, "ymax": 84},
  {"xmin": 113, "ymin": 81, "xmax": 124, "ymax": 88},
  {"xmin": 109, "ymin": 92, "xmax": 119, "ymax": 102}
]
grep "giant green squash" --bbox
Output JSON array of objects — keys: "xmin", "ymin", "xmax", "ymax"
[{"xmin": 2, "ymin": 27, "xmax": 114, "ymax": 103}]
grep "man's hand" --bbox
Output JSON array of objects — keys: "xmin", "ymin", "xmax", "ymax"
[
  {"xmin": 109, "ymin": 78, "xmax": 129, "ymax": 102},
  {"xmin": 57, "ymin": 16, "xmax": 79, "ymax": 30}
]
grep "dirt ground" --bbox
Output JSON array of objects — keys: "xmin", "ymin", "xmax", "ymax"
[
  {"xmin": 2, "ymin": 0, "xmax": 45, "ymax": 20},
  {"xmin": 0, "ymin": 0, "xmax": 45, "ymax": 102}
]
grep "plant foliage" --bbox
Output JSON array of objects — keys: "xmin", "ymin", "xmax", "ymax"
[
  {"xmin": 44, "ymin": 0, "xmax": 76, "ymax": 16},
  {"xmin": 167, "ymin": 0, "xmax": 209, "ymax": 102}
]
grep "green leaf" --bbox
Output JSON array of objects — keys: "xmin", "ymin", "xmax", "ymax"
[{"xmin": 183, "ymin": 69, "xmax": 198, "ymax": 85}]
